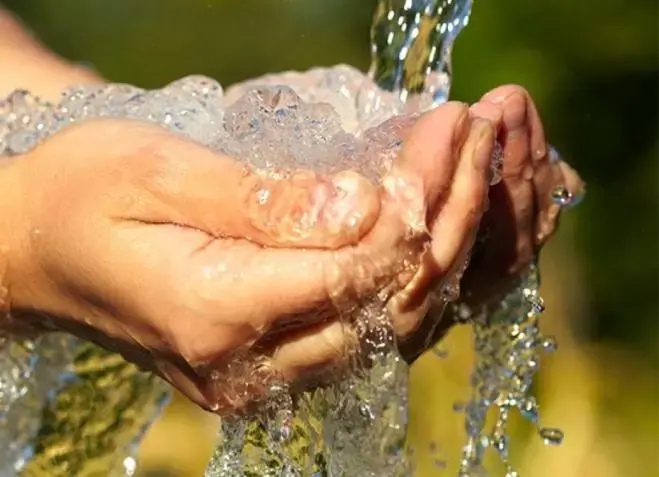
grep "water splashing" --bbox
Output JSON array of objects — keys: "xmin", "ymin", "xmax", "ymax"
[{"xmin": 454, "ymin": 264, "xmax": 566, "ymax": 476}]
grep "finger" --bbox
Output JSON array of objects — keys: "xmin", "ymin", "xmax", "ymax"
[
  {"xmin": 386, "ymin": 101, "xmax": 471, "ymax": 233},
  {"xmin": 393, "ymin": 102, "xmax": 501, "ymax": 345},
  {"xmin": 390, "ymin": 118, "xmax": 494, "ymax": 338},
  {"xmin": 482, "ymin": 84, "xmax": 547, "ymax": 162},
  {"xmin": 264, "ymin": 319, "xmax": 356, "ymax": 382},
  {"xmin": 479, "ymin": 86, "xmax": 538, "ymax": 269},
  {"xmin": 469, "ymin": 101, "xmax": 504, "ymax": 128},
  {"xmin": 429, "ymin": 118, "xmax": 494, "ymax": 277},
  {"xmin": 129, "ymin": 132, "xmax": 380, "ymax": 250},
  {"xmin": 481, "ymin": 86, "xmax": 584, "ymax": 248}
]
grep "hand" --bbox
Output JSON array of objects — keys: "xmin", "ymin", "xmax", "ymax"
[
  {"xmin": 400, "ymin": 85, "xmax": 585, "ymax": 362},
  {"xmin": 0, "ymin": 103, "xmax": 496, "ymax": 414}
]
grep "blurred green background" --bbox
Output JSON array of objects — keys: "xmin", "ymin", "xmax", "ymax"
[{"xmin": 4, "ymin": 0, "xmax": 657, "ymax": 476}]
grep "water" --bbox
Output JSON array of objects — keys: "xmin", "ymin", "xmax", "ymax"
[
  {"xmin": 452, "ymin": 264, "xmax": 565, "ymax": 477},
  {"xmin": 0, "ymin": 0, "xmax": 577, "ymax": 475},
  {"xmin": 368, "ymin": 0, "xmax": 473, "ymax": 106}
]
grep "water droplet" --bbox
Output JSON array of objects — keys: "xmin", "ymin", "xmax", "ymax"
[
  {"xmin": 525, "ymin": 293, "xmax": 545, "ymax": 314},
  {"xmin": 490, "ymin": 142, "xmax": 504, "ymax": 185},
  {"xmin": 123, "ymin": 456, "xmax": 137, "ymax": 476},
  {"xmin": 492, "ymin": 435, "xmax": 508, "ymax": 458},
  {"xmin": 551, "ymin": 185, "xmax": 573, "ymax": 207},
  {"xmin": 548, "ymin": 145, "xmax": 561, "ymax": 164},
  {"xmin": 539, "ymin": 427, "xmax": 564, "ymax": 446},
  {"xmin": 520, "ymin": 397, "xmax": 539, "ymax": 423},
  {"xmin": 256, "ymin": 187, "xmax": 270, "ymax": 205},
  {"xmin": 541, "ymin": 336, "xmax": 558, "ymax": 353}
]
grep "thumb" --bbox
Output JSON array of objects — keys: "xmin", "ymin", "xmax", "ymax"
[{"xmin": 138, "ymin": 136, "xmax": 381, "ymax": 249}]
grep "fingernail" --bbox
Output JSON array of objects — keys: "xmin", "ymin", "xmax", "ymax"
[{"xmin": 473, "ymin": 124, "xmax": 495, "ymax": 172}]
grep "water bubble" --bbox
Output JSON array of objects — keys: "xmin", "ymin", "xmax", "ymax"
[
  {"xmin": 122, "ymin": 456, "xmax": 137, "ymax": 476},
  {"xmin": 539, "ymin": 427, "xmax": 564, "ymax": 446},
  {"xmin": 7, "ymin": 131, "xmax": 39, "ymax": 155},
  {"xmin": 541, "ymin": 336, "xmax": 558, "ymax": 353},
  {"xmin": 490, "ymin": 141, "xmax": 504, "ymax": 185},
  {"xmin": 551, "ymin": 185, "xmax": 573, "ymax": 207},
  {"xmin": 492, "ymin": 435, "xmax": 508, "ymax": 458},
  {"xmin": 520, "ymin": 397, "xmax": 539, "ymax": 423},
  {"xmin": 524, "ymin": 292, "xmax": 545, "ymax": 314},
  {"xmin": 548, "ymin": 145, "xmax": 561, "ymax": 164}
]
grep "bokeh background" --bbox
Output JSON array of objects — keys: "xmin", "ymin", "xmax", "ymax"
[{"xmin": 3, "ymin": 0, "xmax": 657, "ymax": 476}]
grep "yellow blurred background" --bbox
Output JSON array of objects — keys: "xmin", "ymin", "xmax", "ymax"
[{"xmin": 4, "ymin": 0, "xmax": 657, "ymax": 475}]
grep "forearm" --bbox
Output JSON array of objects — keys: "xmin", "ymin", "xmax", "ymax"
[{"xmin": 0, "ymin": 8, "xmax": 102, "ymax": 101}]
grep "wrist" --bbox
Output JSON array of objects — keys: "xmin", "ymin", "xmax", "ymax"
[{"xmin": 0, "ymin": 10, "xmax": 104, "ymax": 101}]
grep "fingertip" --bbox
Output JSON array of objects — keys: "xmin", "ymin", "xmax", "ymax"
[
  {"xmin": 390, "ymin": 101, "xmax": 471, "ymax": 228},
  {"xmin": 406, "ymin": 101, "xmax": 470, "ymax": 157},
  {"xmin": 469, "ymin": 101, "xmax": 504, "ymax": 132},
  {"xmin": 428, "ymin": 118, "xmax": 493, "ymax": 275},
  {"xmin": 482, "ymin": 85, "xmax": 547, "ymax": 163},
  {"xmin": 243, "ymin": 169, "xmax": 380, "ymax": 250},
  {"xmin": 321, "ymin": 171, "xmax": 380, "ymax": 246}
]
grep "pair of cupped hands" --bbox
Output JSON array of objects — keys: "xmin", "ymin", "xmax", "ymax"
[{"xmin": 0, "ymin": 85, "xmax": 582, "ymax": 414}]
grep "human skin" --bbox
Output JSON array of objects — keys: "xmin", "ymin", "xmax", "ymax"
[{"xmin": 0, "ymin": 8, "xmax": 583, "ymax": 411}]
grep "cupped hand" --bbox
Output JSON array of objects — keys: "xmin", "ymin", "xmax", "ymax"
[
  {"xmin": 400, "ymin": 85, "xmax": 585, "ymax": 362},
  {"xmin": 0, "ymin": 102, "xmax": 495, "ymax": 414}
]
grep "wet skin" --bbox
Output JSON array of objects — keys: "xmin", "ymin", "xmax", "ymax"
[{"xmin": 0, "ymin": 86, "xmax": 583, "ymax": 414}]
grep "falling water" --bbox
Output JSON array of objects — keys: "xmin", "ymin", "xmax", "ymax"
[{"xmin": 368, "ymin": 0, "xmax": 473, "ymax": 106}]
